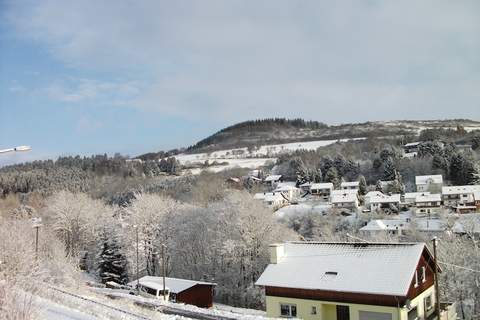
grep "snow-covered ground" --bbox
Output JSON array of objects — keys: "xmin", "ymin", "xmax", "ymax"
[{"xmin": 178, "ymin": 138, "xmax": 365, "ymax": 174}]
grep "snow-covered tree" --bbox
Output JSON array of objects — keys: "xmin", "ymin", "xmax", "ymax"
[{"xmin": 97, "ymin": 229, "xmax": 128, "ymax": 284}]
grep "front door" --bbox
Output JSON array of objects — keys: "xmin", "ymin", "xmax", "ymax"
[{"xmin": 336, "ymin": 305, "xmax": 350, "ymax": 320}]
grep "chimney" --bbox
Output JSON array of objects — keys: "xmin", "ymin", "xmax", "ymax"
[{"xmin": 269, "ymin": 243, "xmax": 285, "ymax": 264}]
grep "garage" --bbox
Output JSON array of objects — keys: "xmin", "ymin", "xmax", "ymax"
[{"xmin": 359, "ymin": 311, "xmax": 393, "ymax": 320}]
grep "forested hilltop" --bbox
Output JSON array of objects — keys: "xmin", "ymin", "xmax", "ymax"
[{"xmin": 183, "ymin": 118, "xmax": 480, "ymax": 154}]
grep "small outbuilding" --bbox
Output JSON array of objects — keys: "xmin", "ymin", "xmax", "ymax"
[{"xmin": 130, "ymin": 276, "xmax": 216, "ymax": 308}]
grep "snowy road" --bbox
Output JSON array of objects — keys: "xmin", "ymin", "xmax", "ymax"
[{"xmin": 39, "ymin": 299, "xmax": 99, "ymax": 320}]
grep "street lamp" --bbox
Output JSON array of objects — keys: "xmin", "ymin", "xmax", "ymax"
[{"xmin": 0, "ymin": 146, "xmax": 32, "ymax": 154}]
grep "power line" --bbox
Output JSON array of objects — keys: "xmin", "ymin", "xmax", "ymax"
[{"xmin": 438, "ymin": 261, "xmax": 480, "ymax": 273}]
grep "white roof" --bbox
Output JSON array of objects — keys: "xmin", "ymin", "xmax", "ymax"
[
  {"xmin": 256, "ymin": 242, "xmax": 427, "ymax": 296},
  {"xmin": 415, "ymin": 175, "xmax": 443, "ymax": 185},
  {"xmin": 129, "ymin": 276, "xmax": 215, "ymax": 294},
  {"xmin": 475, "ymin": 191, "xmax": 480, "ymax": 201},
  {"xmin": 331, "ymin": 192, "xmax": 357, "ymax": 204},
  {"xmin": 404, "ymin": 192, "xmax": 430, "ymax": 199},
  {"xmin": 368, "ymin": 193, "xmax": 401, "ymax": 204},
  {"xmin": 341, "ymin": 181, "xmax": 359, "ymax": 187},
  {"xmin": 299, "ymin": 182, "xmax": 312, "ymax": 187},
  {"xmin": 265, "ymin": 193, "xmax": 286, "ymax": 202},
  {"xmin": 404, "ymin": 142, "xmax": 420, "ymax": 147},
  {"xmin": 331, "ymin": 189, "xmax": 358, "ymax": 195},
  {"xmin": 265, "ymin": 175, "xmax": 282, "ymax": 182},
  {"xmin": 415, "ymin": 193, "xmax": 441, "ymax": 203},
  {"xmin": 274, "ymin": 185, "xmax": 299, "ymax": 192},
  {"xmin": 365, "ymin": 191, "xmax": 383, "ymax": 199},
  {"xmin": 360, "ymin": 219, "xmax": 407, "ymax": 231},
  {"xmin": 442, "ymin": 185, "xmax": 480, "ymax": 195},
  {"xmin": 310, "ymin": 183, "xmax": 334, "ymax": 190}
]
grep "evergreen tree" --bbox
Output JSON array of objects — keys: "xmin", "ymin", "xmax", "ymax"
[
  {"xmin": 324, "ymin": 167, "xmax": 340, "ymax": 188},
  {"xmin": 358, "ymin": 175, "xmax": 367, "ymax": 196},
  {"xmin": 97, "ymin": 230, "xmax": 128, "ymax": 284},
  {"xmin": 382, "ymin": 157, "xmax": 396, "ymax": 180}
]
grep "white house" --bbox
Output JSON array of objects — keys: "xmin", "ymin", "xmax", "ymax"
[
  {"xmin": 360, "ymin": 219, "xmax": 409, "ymax": 235},
  {"xmin": 255, "ymin": 242, "xmax": 455, "ymax": 320},
  {"xmin": 254, "ymin": 192, "xmax": 289, "ymax": 210},
  {"xmin": 264, "ymin": 175, "xmax": 283, "ymax": 188},
  {"xmin": 442, "ymin": 185, "xmax": 480, "ymax": 207},
  {"xmin": 365, "ymin": 193, "xmax": 401, "ymax": 213},
  {"xmin": 403, "ymin": 192, "xmax": 430, "ymax": 206},
  {"xmin": 415, "ymin": 175, "xmax": 443, "ymax": 193},
  {"xmin": 414, "ymin": 193, "xmax": 442, "ymax": 215},
  {"xmin": 273, "ymin": 184, "xmax": 301, "ymax": 202},
  {"xmin": 331, "ymin": 192, "xmax": 359, "ymax": 214},
  {"xmin": 310, "ymin": 183, "xmax": 334, "ymax": 201},
  {"xmin": 340, "ymin": 181, "xmax": 359, "ymax": 191},
  {"xmin": 404, "ymin": 142, "xmax": 420, "ymax": 154}
]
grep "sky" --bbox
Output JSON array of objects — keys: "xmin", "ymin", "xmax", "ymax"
[{"xmin": 1, "ymin": 0, "xmax": 479, "ymax": 165}]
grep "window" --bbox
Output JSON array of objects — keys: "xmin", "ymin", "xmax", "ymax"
[
  {"xmin": 424, "ymin": 295, "xmax": 433, "ymax": 311},
  {"xmin": 280, "ymin": 304, "xmax": 297, "ymax": 318},
  {"xmin": 414, "ymin": 270, "xmax": 419, "ymax": 287},
  {"xmin": 311, "ymin": 306, "xmax": 317, "ymax": 315},
  {"xmin": 421, "ymin": 266, "xmax": 426, "ymax": 283},
  {"xmin": 407, "ymin": 306, "xmax": 418, "ymax": 320}
]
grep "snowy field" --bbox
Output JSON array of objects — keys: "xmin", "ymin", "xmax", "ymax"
[{"xmin": 177, "ymin": 138, "xmax": 365, "ymax": 174}]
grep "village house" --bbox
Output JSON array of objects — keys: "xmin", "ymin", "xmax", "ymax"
[
  {"xmin": 415, "ymin": 175, "xmax": 443, "ymax": 193},
  {"xmin": 299, "ymin": 182, "xmax": 313, "ymax": 193},
  {"xmin": 414, "ymin": 193, "xmax": 442, "ymax": 215},
  {"xmin": 310, "ymin": 183, "xmax": 334, "ymax": 201},
  {"xmin": 442, "ymin": 185, "xmax": 480, "ymax": 207},
  {"xmin": 365, "ymin": 193, "xmax": 401, "ymax": 213},
  {"xmin": 403, "ymin": 192, "xmax": 430, "ymax": 206},
  {"xmin": 256, "ymin": 242, "xmax": 456, "ymax": 320},
  {"xmin": 330, "ymin": 191, "xmax": 359, "ymax": 214},
  {"xmin": 129, "ymin": 276, "xmax": 216, "ymax": 308},
  {"xmin": 273, "ymin": 183, "xmax": 301, "ymax": 202},
  {"xmin": 340, "ymin": 181, "xmax": 359, "ymax": 191},
  {"xmin": 254, "ymin": 192, "xmax": 289, "ymax": 210},
  {"xmin": 264, "ymin": 174, "xmax": 283, "ymax": 188},
  {"xmin": 360, "ymin": 219, "xmax": 408, "ymax": 236},
  {"xmin": 403, "ymin": 142, "xmax": 420, "ymax": 154}
]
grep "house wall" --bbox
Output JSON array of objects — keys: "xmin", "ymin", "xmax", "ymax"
[
  {"xmin": 265, "ymin": 295, "xmax": 401, "ymax": 320},
  {"xmin": 176, "ymin": 284, "xmax": 214, "ymax": 308},
  {"xmin": 265, "ymin": 287, "xmax": 435, "ymax": 320}
]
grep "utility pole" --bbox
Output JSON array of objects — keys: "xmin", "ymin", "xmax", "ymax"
[
  {"xmin": 432, "ymin": 237, "xmax": 441, "ymax": 319},
  {"xmin": 135, "ymin": 225, "xmax": 140, "ymax": 293},
  {"xmin": 161, "ymin": 244, "xmax": 167, "ymax": 301},
  {"xmin": 31, "ymin": 217, "xmax": 42, "ymax": 261}
]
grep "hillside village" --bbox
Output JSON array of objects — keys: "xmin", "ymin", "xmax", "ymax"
[{"xmin": 1, "ymin": 123, "xmax": 480, "ymax": 320}]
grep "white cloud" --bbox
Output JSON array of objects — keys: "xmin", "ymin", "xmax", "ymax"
[{"xmin": 5, "ymin": 0, "xmax": 480, "ymax": 122}]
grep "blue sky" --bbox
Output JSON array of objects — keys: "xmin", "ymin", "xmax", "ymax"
[{"xmin": 1, "ymin": 0, "xmax": 479, "ymax": 165}]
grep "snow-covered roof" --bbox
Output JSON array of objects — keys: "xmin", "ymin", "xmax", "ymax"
[
  {"xmin": 341, "ymin": 181, "xmax": 359, "ymax": 188},
  {"xmin": 331, "ymin": 189, "xmax": 358, "ymax": 195},
  {"xmin": 415, "ymin": 175, "xmax": 443, "ymax": 185},
  {"xmin": 404, "ymin": 142, "xmax": 420, "ymax": 147},
  {"xmin": 415, "ymin": 193, "xmax": 441, "ymax": 203},
  {"xmin": 365, "ymin": 191, "xmax": 383, "ymax": 199},
  {"xmin": 264, "ymin": 193, "xmax": 286, "ymax": 203},
  {"xmin": 404, "ymin": 192, "xmax": 430, "ymax": 200},
  {"xmin": 129, "ymin": 276, "xmax": 216, "ymax": 294},
  {"xmin": 299, "ymin": 182, "xmax": 312, "ymax": 187},
  {"xmin": 368, "ymin": 193, "xmax": 401, "ymax": 204},
  {"xmin": 310, "ymin": 183, "xmax": 334, "ymax": 190},
  {"xmin": 274, "ymin": 185, "xmax": 299, "ymax": 192},
  {"xmin": 442, "ymin": 185, "xmax": 480, "ymax": 195},
  {"xmin": 331, "ymin": 192, "xmax": 357, "ymax": 204},
  {"xmin": 255, "ymin": 242, "xmax": 428, "ymax": 296},
  {"xmin": 360, "ymin": 219, "xmax": 407, "ymax": 231},
  {"xmin": 264, "ymin": 175, "xmax": 282, "ymax": 182}
]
